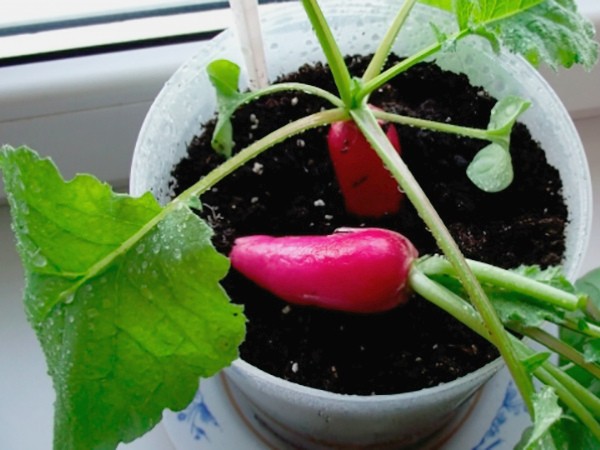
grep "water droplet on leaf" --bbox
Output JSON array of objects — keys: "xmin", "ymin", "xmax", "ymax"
[
  {"xmin": 32, "ymin": 253, "xmax": 47, "ymax": 268},
  {"xmin": 64, "ymin": 292, "xmax": 75, "ymax": 304},
  {"xmin": 173, "ymin": 248, "xmax": 182, "ymax": 261}
]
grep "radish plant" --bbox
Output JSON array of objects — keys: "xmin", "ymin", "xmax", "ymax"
[{"xmin": 0, "ymin": 0, "xmax": 599, "ymax": 449}]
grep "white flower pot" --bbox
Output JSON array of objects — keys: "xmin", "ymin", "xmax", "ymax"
[{"xmin": 131, "ymin": 0, "xmax": 592, "ymax": 447}]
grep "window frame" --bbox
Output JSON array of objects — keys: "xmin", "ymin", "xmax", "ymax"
[{"xmin": 0, "ymin": 4, "xmax": 232, "ymax": 65}]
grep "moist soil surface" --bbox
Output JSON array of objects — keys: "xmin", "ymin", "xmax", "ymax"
[{"xmin": 171, "ymin": 55, "xmax": 568, "ymax": 395}]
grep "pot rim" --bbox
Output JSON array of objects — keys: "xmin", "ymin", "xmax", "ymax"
[{"xmin": 228, "ymin": 356, "xmax": 505, "ymax": 403}]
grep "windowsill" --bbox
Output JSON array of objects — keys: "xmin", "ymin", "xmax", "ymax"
[{"xmin": 0, "ymin": 5, "xmax": 233, "ymax": 63}]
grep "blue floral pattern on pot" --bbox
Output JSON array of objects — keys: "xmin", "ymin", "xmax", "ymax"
[
  {"xmin": 177, "ymin": 390, "xmax": 220, "ymax": 441},
  {"xmin": 472, "ymin": 381, "xmax": 528, "ymax": 450}
]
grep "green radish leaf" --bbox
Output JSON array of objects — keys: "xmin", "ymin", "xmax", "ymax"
[
  {"xmin": 466, "ymin": 142, "xmax": 513, "ymax": 192},
  {"xmin": 576, "ymin": 267, "xmax": 600, "ymax": 311},
  {"xmin": 0, "ymin": 146, "xmax": 246, "ymax": 450},
  {"xmin": 521, "ymin": 352, "xmax": 552, "ymax": 374},
  {"xmin": 472, "ymin": 0, "xmax": 598, "ymax": 70},
  {"xmin": 421, "ymin": 0, "xmax": 599, "ymax": 70},
  {"xmin": 515, "ymin": 387, "xmax": 563, "ymax": 450},
  {"xmin": 467, "ymin": 96, "xmax": 529, "ymax": 192},
  {"xmin": 549, "ymin": 415, "xmax": 600, "ymax": 450},
  {"xmin": 208, "ymin": 59, "xmax": 243, "ymax": 97},
  {"xmin": 561, "ymin": 268, "xmax": 600, "ymax": 387},
  {"xmin": 560, "ymin": 325, "xmax": 593, "ymax": 386},
  {"xmin": 429, "ymin": 22, "xmax": 449, "ymax": 44},
  {"xmin": 464, "ymin": 0, "xmax": 547, "ymax": 22},
  {"xmin": 207, "ymin": 59, "xmax": 251, "ymax": 158},
  {"xmin": 583, "ymin": 339, "xmax": 600, "ymax": 364},
  {"xmin": 491, "ymin": 291, "xmax": 564, "ymax": 328},
  {"xmin": 418, "ymin": 0, "xmax": 452, "ymax": 11},
  {"xmin": 488, "ymin": 96, "xmax": 531, "ymax": 137},
  {"xmin": 513, "ymin": 265, "xmax": 576, "ymax": 292},
  {"xmin": 428, "ymin": 263, "xmax": 573, "ymax": 328}
]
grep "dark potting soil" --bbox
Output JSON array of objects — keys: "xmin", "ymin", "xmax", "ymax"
[{"xmin": 170, "ymin": 55, "xmax": 567, "ymax": 395}]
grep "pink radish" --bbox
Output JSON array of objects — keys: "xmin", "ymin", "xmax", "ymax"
[
  {"xmin": 328, "ymin": 112, "xmax": 402, "ymax": 218},
  {"xmin": 229, "ymin": 228, "xmax": 418, "ymax": 313}
]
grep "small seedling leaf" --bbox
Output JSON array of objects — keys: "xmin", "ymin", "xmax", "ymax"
[
  {"xmin": 466, "ymin": 142, "xmax": 513, "ymax": 192},
  {"xmin": 488, "ymin": 96, "xmax": 531, "ymax": 135},
  {"xmin": 207, "ymin": 59, "xmax": 249, "ymax": 158}
]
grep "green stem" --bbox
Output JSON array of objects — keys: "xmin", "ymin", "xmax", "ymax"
[
  {"xmin": 357, "ymin": 0, "xmax": 576, "ymax": 100},
  {"xmin": 541, "ymin": 358, "xmax": 600, "ymax": 418},
  {"xmin": 359, "ymin": 0, "xmax": 554, "ymax": 101},
  {"xmin": 585, "ymin": 298, "xmax": 600, "ymax": 322},
  {"xmin": 352, "ymin": 106, "xmax": 535, "ymax": 413},
  {"xmin": 532, "ymin": 365, "xmax": 600, "ymax": 440},
  {"xmin": 409, "ymin": 268, "xmax": 491, "ymax": 338},
  {"xmin": 512, "ymin": 337, "xmax": 600, "ymax": 420},
  {"xmin": 357, "ymin": 29, "xmax": 469, "ymax": 102},
  {"xmin": 418, "ymin": 256, "xmax": 583, "ymax": 311},
  {"xmin": 178, "ymin": 108, "xmax": 347, "ymax": 201},
  {"xmin": 373, "ymin": 110, "xmax": 492, "ymax": 141},
  {"xmin": 362, "ymin": 0, "xmax": 418, "ymax": 83},
  {"xmin": 410, "ymin": 269, "xmax": 600, "ymax": 426},
  {"xmin": 245, "ymin": 82, "xmax": 344, "ymax": 108},
  {"xmin": 301, "ymin": 0, "xmax": 353, "ymax": 107},
  {"xmin": 513, "ymin": 325, "xmax": 600, "ymax": 380},
  {"xmin": 358, "ymin": 42, "xmax": 439, "ymax": 100},
  {"xmin": 57, "ymin": 108, "xmax": 347, "ymax": 309},
  {"xmin": 559, "ymin": 317, "xmax": 600, "ymax": 340}
]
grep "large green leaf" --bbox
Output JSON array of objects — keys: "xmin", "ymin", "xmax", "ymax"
[
  {"xmin": 481, "ymin": 0, "xmax": 598, "ymax": 70},
  {"xmin": 549, "ymin": 415, "xmax": 600, "ymax": 450},
  {"xmin": 421, "ymin": 0, "xmax": 599, "ymax": 70},
  {"xmin": 0, "ymin": 146, "xmax": 246, "ymax": 450},
  {"xmin": 560, "ymin": 268, "xmax": 600, "ymax": 394}
]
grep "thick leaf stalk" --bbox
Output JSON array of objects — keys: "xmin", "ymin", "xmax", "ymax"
[
  {"xmin": 350, "ymin": 106, "xmax": 537, "ymax": 413},
  {"xmin": 409, "ymin": 266, "xmax": 600, "ymax": 444}
]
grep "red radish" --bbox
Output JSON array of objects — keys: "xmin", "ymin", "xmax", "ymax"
[
  {"xmin": 229, "ymin": 228, "xmax": 418, "ymax": 313},
  {"xmin": 328, "ymin": 112, "xmax": 402, "ymax": 218}
]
